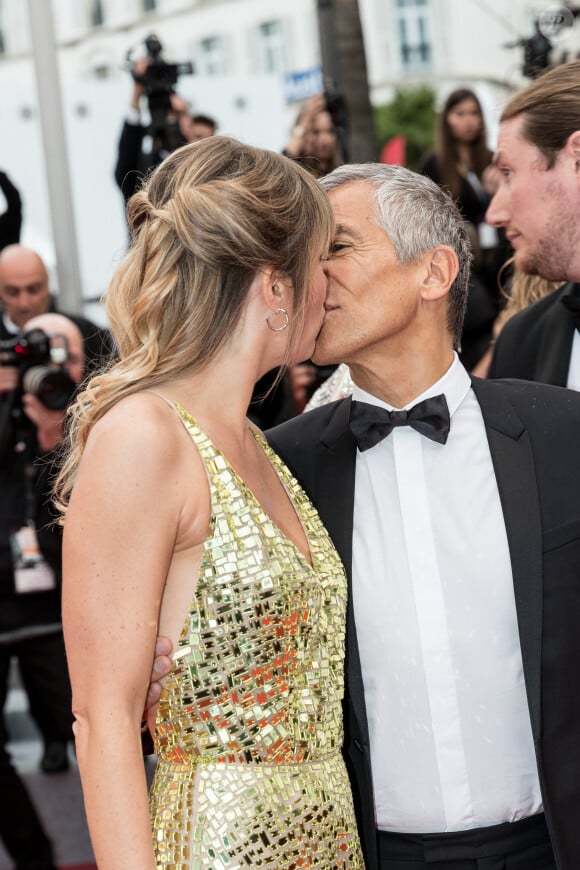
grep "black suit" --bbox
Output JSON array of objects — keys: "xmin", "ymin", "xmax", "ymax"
[
  {"xmin": 488, "ymin": 282, "xmax": 579, "ymax": 385},
  {"xmin": 268, "ymin": 377, "xmax": 580, "ymax": 870},
  {"xmin": 114, "ymin": 120, "xmax": 163, "ymax": 205}
]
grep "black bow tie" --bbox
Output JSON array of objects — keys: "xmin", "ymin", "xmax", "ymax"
[
  {"xmin": 349, "ymin": 394, "xmax": 451, "ymax": 451},
  {"xmin": 561, "ymin": 294, "xmax": 580, "ymax": 330}
]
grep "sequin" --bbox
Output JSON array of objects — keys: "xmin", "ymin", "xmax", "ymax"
[{"xmin": 149, "ymin": 406, "xmax": 364, "ymax": 868}]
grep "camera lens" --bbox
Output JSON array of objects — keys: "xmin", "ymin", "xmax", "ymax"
[{"xmin": 22, "ymin": 366, "xmax": 77, "ymax": 410}]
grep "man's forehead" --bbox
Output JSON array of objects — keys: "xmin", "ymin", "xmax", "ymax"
[
  {"xmin": 328, "ymin": 181, "xmax": 373, "ymax": 213},
  {"xmin": 328, "ymin": 182, "xmax": 383, "ymax": 240},
  {"xmin": 493, "ymin": 115, "xmax": 547, "ymax": 169},
  {"xmin": 494, "ymin": 115, "xmax": 528, "ymax": 153},
  {"xmin": 0, "ymin": 265, "xmax": 48, "ymax": 287}
]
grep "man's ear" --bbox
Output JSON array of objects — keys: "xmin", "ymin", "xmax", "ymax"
[
  {"xmin": 420, "ymin": 246, "xmax": 459, "ymax": 302},
  {"xmin": 565, "ymin": 130, "xmax": 580, "ymax": 175}
]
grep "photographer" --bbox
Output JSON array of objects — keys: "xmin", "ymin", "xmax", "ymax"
[
  {"xmin": 114, "ymin": 47, "xmax": 216, "ymax": 204},
  {"xmin": 0, "ymin": 170, "xmax": 22, "ymax": 251},
  {"xmin": 283, "ymin": 92, "xmax": 341, "ymax": 178},
  {"xmin": 0, "ymin": 244, "xmax": 113, "ymax": 367},
  {"xmin": 0, "ymin": 313, "xmax": 88, "ymax": 869}
]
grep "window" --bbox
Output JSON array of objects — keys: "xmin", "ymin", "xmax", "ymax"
[
  {"xmin": 257, "ymin": 20, "xmax": 285, "ymax": 74},
  {"xmin": 198, "ymin": 36, "xmax": 228, "ymax": 76},
  {"xmin": 91, "ymin": 0, "xmax": 104, "ymax": 27},
  {"xmin": 395, "ymin": 0, "xmax": 432, "ymax": 73}
]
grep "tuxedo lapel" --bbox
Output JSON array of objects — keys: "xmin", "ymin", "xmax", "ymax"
[
  {"xmin": 316, "ymin": 399, "xmax": 356, "ymax": 573},
  {"xmin": 471, "ymin": 378, "xmax": 543, "ymax": 738},
  {"xmin": 317, "ymin": 399, "xmax": 370, "ymax": 741},
  {"xmin": 535, "ymin": 283, "xmax": 576, "ymax": 386}
]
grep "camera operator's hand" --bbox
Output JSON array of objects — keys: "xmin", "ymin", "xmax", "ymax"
[
  {"xmin": 130, "ymin": 57, "xmax": 150, "ymax": 111},
  {"xmin": 21, "ymin": 393, "xmax": 67, "ymax": 452},
  {"xmin": 169, "ymin": 94, "xmax": 196, "ymax": 142},
  {"xmin": 0, "ymin": 366, "xmax": 18, "ymax": 395}
]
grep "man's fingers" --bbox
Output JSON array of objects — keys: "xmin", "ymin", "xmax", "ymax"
[
  {"xmin": 146, "ymin": 682, "xmax": 162, "ymax": 708},
  {"xmin": 152, "ymin": 655, "xmax": 172, "ymax": 678},
  {"xmin": 155, "ymin": 636, "xmax": 172, "ymax": 657}
]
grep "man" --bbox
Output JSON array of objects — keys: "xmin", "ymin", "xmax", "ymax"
[
  {"xmin": 0, "ymin": 243, "xmax": 113, "ymax": 373},
  {"xmin": 0, "ymin": 170, "xmax": 22, "ymax": 251},
  {"xmin": 149, "ymin": 163, "xmax": 580, "ymax": 869},
  {"xmin": 189, "ymin": 113, "xmax": 218, "ymax": 143},
  {"xmin": 0, "ymin": 244, "xmax": 51, "ymax": 338},
  {"xmin": 0, "ymin": 312, "xmax": 88, "ymax": 870},
  {"xmin": 0, "ymin": 246, "xmax": 111, "ymax": 773},
  {"xmin": 114, "ymin": 56, "xmax": 217, "ymax": 204},
  {"xmin": 486, "ymin": 60, "xmax": 580, "ymax": 387}
]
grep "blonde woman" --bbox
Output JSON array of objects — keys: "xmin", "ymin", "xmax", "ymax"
[{"xmin": 59, "ymin": 137, "xmax": 363, "ymax": 868}]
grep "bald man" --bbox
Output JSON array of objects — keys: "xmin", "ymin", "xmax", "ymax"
[{"xmin": 0, "ymin": 244, "xmax": 51, "ymax": 334}]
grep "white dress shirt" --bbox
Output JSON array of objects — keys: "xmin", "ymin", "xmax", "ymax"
[
  {"xmin": 566, "ymin": 328, "xmax": 580, "ymax": 390},
  {"xmin": 351, "ymin": 354, "xmax": 542, "ymax": 833}
]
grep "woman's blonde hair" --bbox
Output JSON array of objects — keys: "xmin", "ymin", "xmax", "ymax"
[
  {"xmin": 499, "ymin": 256, "xmax": 560, "ymax": 320},
  {"xmin": 55, "ymin": 136, "xmax": 333, "ymax": 513}
]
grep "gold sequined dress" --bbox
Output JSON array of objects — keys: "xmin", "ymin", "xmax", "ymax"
[{"xmin": 150, "ymin": 405, "xmax": 364, "ymax": 869}]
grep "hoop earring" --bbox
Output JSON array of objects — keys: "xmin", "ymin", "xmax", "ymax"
[{"xmin": 266, "ymin": 307, "xmax": 289, "ymax": 332}]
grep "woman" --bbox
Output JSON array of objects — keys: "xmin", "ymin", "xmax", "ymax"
[
  {"xmin": 420, "ymin": 88, "xmax": 507, "ymax": 370},
  {"xmin": 58, "ymin": 137, "xmax": 363, "ymax": 868},
  {"xmin": 283, "ymin": 92, "xmax": 341, "ymax": 178},
  {"xmin": 420, "ymin": 88, "xmax": 493, "ymax": 226}
]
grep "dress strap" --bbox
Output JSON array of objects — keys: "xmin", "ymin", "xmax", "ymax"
[
  {"xmin": 141, "ymin": 390, "xmax": 181, "ymax": 416},
  {"xmin": 141, "ymin": 391, "xmax": 223, "ymax": 473}
]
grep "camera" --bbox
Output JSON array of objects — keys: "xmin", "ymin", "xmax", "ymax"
[
  {"xmin": 0, "ymin": 328, "xmax": 77, "ymax": 411},
  {"xmin": 323, "ymin": 86, "xmax": 348, "ymax": 131},
  {"xmin": 128, "ymin": 34, "xmax": 194, "ymax": 152}
]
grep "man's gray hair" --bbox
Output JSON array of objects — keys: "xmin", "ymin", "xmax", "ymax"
[{"xmin": 320, "ymin": 163, "xmax": 473, "ymax": 344}]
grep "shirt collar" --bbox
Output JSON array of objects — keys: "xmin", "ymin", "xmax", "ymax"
[{"xmin": 351, "ymin": 352, "xmax": 471, "ymax": 418}]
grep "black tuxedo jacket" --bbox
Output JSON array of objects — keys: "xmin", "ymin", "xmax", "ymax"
[
  {"xmin": 267, "ymin": 377, "xmax": 580, "ymax": 870},
  {"xmin": 488, "ymin": 283, "xmax": 579, "ymax": 385}
]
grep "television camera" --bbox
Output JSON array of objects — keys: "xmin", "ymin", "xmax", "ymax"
[{"xmin": 127, "ymin": 34, "xmax": 194, "ymax": 153}]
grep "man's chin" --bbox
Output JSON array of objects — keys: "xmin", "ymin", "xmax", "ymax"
[
  {"xmin": 311, "ymin": 343, "xmax": 341, "ymax": 367},
  {"xmin": 515, "ymin": 251, "xmax": 566, "ymax": 284}
]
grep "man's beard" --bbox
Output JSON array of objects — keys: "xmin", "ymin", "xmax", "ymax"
[{"xmin": 516, "ymin": 233, "xmax": 570, "ymax": 284}]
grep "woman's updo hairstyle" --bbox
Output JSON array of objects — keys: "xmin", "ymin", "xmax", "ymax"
[
  {"xmin": 55, "ymin": 137, "xmax": 333, "ymax": 513},
  {"xmin": 110, "ymin": 136, "xmax": 333, "ymax": 373}
]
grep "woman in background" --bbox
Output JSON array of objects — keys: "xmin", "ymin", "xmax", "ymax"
[{"xmin": 420, "ymin": 88, "xmax": 507, "ymax": 370}]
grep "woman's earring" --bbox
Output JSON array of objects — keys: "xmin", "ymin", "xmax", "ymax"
[{"xmin": 266, "ymin": 307, "xmax": 289, "ymax": 332}]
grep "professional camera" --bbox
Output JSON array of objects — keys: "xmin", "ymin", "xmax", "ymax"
[
  {"xmin": 0, "ymin": 328, "xmax": 77, "ymax": 411},
  {"xmin": 324, "ymin": 86, "xmax": 348, "ymax": 131},
  {"xmin": 128, "ymin": 34, "xmax": 194, "ymax": 152}
]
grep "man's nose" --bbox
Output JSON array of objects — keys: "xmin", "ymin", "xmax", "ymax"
[{"xmin": 485, "ymin": 188, "xmax": 508, "ymax": 227}]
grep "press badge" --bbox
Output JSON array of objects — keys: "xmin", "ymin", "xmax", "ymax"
[{"xmin": 10, "ymin": 523, "xmax": 56, "ymax": 594}]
